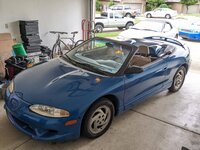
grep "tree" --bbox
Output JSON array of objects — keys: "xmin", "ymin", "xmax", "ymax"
[
  {"xmin": 159, "ymin": 4, "xmax": 171, "ymax": 9},
  {"xmin": 181, "ymin": 0, "xmax": 198, "ymax": 13},
  {"xmin": 109, "ymin": 0, "xmax": 115, "ymax": 7},
  {"xmin": 96, "ymin": 0, "xmax": 103, "ymax": 11},
  {"xmin": 147, "ymin": 0, "xmax": 171, "ymax": 11}
]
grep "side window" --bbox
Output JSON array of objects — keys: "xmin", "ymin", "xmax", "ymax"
[
  {"xmin": 117, "ymin": 6, "xmax": 123, "ymax": 10},
  {"xmin": 124, "ymin": 6, "xmax": 130, "ymax": 10},
  {"xmin": 163, "ymin": 23, "xmax": 172, "ymax": 32},
  {"xmin": 155, "ymin": 8, "xmax": 161, "ymax": 11},
  {"xmin": 112, "ymin": 6, "xmax": 117, "ymax": 10}
]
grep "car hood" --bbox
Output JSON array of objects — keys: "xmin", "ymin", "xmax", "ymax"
[
  {"xmin": 180, "ymin": 24, "xmax": 200, "ymax": 31},
  {"xmin": 117, "ymin": 29, "xmax": 160, "ymax": 40},
  {"xmin": 13, "ymin": 58, "xmax": 121, "ymax": 110}
]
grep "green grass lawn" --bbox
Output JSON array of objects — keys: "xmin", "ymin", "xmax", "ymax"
[{"xmin": 95, "ymin": 31, "xmax": 121, "ymax": 38}]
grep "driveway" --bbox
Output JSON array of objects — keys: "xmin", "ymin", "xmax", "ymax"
[{"xmin": 183, "ymin": 40, "xmax": 200, "ymax": 71}]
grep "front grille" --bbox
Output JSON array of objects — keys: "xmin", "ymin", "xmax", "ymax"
[{"xmin": 10, "ymin": 113, "xmax": 58, "ymax": 137}]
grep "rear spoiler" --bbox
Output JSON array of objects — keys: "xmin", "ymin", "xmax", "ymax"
[{"xmin": 144, "ymin": 36, "xmax": 185, "ymax": 48}]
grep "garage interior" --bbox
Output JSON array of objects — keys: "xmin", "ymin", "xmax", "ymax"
[{"xmin": 0, "ymin": 0, "xmax": 200, "ymax": 150}]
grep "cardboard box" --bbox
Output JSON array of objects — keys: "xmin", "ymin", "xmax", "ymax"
[{"xmin": 0, "ymin": 33, "xmax": 14, "ymax": 79}]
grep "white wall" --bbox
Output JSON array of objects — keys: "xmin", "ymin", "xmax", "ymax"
[{"xmin": 0, "ymin": 0, "xmax": 89, "ymax": 47}]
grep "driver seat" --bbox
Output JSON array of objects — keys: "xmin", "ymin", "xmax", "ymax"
[
  {"xmin": 138, "ymin": 45, "xmax": 150, "ymax": 57},
  {"xmin": 130, "ymin": 45, "xmax": 151, "ymax": 67}
]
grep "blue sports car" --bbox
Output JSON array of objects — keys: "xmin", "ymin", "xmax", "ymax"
[
  {"xmin": 4, "ymin": 37, "xmax": 190, "ymax": 141},
  {"xmin": 179, "ymin": 20, "xmax": 200, "ymax": 41}
]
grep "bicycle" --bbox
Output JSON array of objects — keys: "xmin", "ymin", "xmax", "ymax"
[{"xmin": 49, "ymin": 31, "xmax": 83, "ymax": 58}]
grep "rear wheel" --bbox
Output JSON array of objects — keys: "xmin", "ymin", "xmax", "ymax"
[
  {"xmin": 125, "ymin": 22, "xmax": 134, "ymax": 29},
  {"xmin": 82, "ymin": 98, "xmax": 114, "ymax": 138},
  {"xmin": 95, "ymin": 24, "xmax": 103, "ymax": 33},
  {"xmin": 146, "ymin": 13, "xmax": 152, "ymax": 18},
  {"xmin": 168, "ymin": 66, "xmax": 186, "ymax": 92}
]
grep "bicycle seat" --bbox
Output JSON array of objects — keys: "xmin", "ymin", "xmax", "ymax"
[
  {"xmin": 50, "ymin": 31, "xmax": 68, "ymax": 34},
  {"xmin": 71, "ymin": 31, "xmax": 78, "ymax": 35}
]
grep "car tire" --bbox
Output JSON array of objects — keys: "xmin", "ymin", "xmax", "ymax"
[
  {"xmin": 95, "ymin": 24, "xmax": 104, "ymax": 33},
  {"xmin": 125, "ymin": 22, "xmax": 134, "ymax": 29},
  {"xmin": 165, "ymin": 14, "xmax": 171, "ymax": 19},
  {"xmin": 125, "ymin": 13, "xmax": 132, "ymax": 18},
  {"xmin": 146, "ymin": 13, "xmax": 152, "ymax": 18},
  {"xmin": 168, "ymin": 66, "xmax": 186, "ymax": 92},
  {"xmin": 82, "ymin": 98, "xmax": 115, "ymax": 139}
]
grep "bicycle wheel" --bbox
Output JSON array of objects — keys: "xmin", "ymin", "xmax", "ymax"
[{"xmin": 51, "ymin": 41, "xmax": 62, "ymax": 58}]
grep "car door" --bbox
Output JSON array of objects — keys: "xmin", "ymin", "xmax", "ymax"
[
  {"xmin": 153, "ymin": 8, "xmax": 161, "ymax": 17},
  {"xmin": 124, "ymin": 56, "xmax": 168, "ymax": 109},
  {"xmin": 107, "ymin": 12, "xmax": 115, "ymax": 28},
  {"xmin": 113, "ymin": 13, "xmax": 125, "ymax": 27}
]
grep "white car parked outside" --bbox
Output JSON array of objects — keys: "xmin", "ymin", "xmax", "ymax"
[
  {"xmin": 117, "ymin": 19, "xmax": 178, "ymax": 40},
  {"xmin": 145, "ymin": 8, "xmax": 177, "ymax": 19}
]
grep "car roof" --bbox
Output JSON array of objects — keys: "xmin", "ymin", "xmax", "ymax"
[{"xmin": 141, "ymin": 19, "xmax": 170, "ymax": 24}]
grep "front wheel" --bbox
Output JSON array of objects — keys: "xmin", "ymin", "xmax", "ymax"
[
  {"xmin": 146, "ymin": 13, "xmax": 152, "ymax": 18},
  {"xmin": 168, "ymin": 66, "xmax": 186, "ymax": 92},
  {"xmin": 95, "ymin": 24, "xmax": 104, "ymax": 33},
  {"xmin": 82, "ymin": 98, "xmax": 114, "ymax": 138}
]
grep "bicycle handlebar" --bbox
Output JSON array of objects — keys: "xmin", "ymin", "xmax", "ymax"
[{"xmin": 50, "ymin": 31, "xmax": 79, "ymax": 35}]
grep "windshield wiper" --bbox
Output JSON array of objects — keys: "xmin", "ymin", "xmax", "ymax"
[
  {"xmin": 62, "ymin": 55, "xmax": 110, "ymax": 76},
  {"xmin": 75, "ymin": 61, "xmax": 110, "ymax": 76}
]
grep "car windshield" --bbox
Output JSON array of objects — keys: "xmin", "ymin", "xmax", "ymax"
[
  {"xmin": 132, "ymin": 20, "xmax": 164, "ymax": 32},
  {"xmin": 65, "ymin": 38, "xmax": 134, "ymax": 75}
]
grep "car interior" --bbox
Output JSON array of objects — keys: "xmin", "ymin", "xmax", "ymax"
[
  {"xmin": 129, "ymin": 44, "xmax": 175, "ymax": 67},
  {"xmin": 75, "ymin": 40, "xmax": 175, "ymax": 71}
]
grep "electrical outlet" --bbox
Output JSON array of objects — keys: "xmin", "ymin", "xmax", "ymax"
[{"xmin": 5, "ymin": 24, "xmax": 8, "ymax": 29}]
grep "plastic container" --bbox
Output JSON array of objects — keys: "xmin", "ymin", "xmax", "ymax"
[{"xmin": 12, "ymin": 43, "xmax": 27, "ymax": 56}]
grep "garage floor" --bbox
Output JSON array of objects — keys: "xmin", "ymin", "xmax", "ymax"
[{"xmin": 0, "ymin": 40, "xmax": 200, "ymax": 150}]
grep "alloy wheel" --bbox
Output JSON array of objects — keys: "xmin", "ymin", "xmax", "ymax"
[{"xmin": 88, "ymin": 105, "xmax": 111, "ymax": 134}]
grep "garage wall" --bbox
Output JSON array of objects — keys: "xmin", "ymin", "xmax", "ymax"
[{"xmin": 0, "ymin": 0, "xmax": 89, "ymax": 47}]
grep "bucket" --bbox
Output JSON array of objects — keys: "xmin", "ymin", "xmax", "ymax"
[{"xmin": 12, "ymin": 43, "xmax": 27, "ymax": 57}]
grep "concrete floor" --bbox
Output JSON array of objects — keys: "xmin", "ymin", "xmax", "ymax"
[{"xmin": 0, "ymin": 40, "xmax": 200, "ymax": 150}]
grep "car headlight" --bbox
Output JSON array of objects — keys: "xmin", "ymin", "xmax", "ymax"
[
  {"xmin": 8, "ymin": 80, "xmax": 14, "ymax": 93},
  {"xmin": 29, "ymin": 104, "xmax": 70, "ymax": 118}
]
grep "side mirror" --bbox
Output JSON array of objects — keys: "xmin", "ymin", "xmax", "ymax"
[{"xmin": 125, "ymin": 66, "xmax": 144, "ymax": 74}]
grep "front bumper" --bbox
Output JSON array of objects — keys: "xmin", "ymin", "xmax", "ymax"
[
  {"xmin": 4, "ymin": 90, "xmax": 81, "ymax": 141},
  {"xmin": 179, "ymin": 31, "xmax": 200, "ymax": 41}
]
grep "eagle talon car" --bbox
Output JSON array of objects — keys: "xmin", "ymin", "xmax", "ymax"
[{"xmin": 4, "ymin": 37, "xmax": 190, "ymax": 141}]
